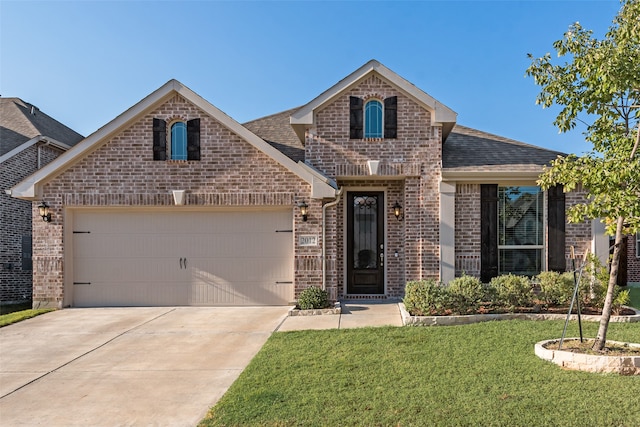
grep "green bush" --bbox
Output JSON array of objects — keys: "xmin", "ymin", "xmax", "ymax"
[
  {"xmin": 297, "ymin": 286, "xmax": 330, "ymax": 310},
  {"xmin": 490, "ymin": 274, "xmax": 534, "ymax": 310},
  {"xmin": 403, "ymin": 280, "xmax": 450, "ymax": 316},
  {"xmin": 537, "ymin": 271, "xmax": 575, "ymax": 306},
  {"xmin": 447, "ymin": 275, "xmax": 486, "ymax": 314}
]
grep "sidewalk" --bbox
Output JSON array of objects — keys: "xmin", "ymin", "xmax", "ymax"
[{"xmin": 276, "ymin": 300, "xmax": 403, "ymax": 331}]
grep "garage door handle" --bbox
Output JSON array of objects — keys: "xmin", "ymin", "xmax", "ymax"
[
  {"xmin": 275, "ymin": 281, "xmax": 293, "ymax": 284},
  {"xmin": 179, "ymin": 257, "xmax": 184, "ymax": 269},
  {"xmin": 184, "ymin": 258, "xmax": 187, "ymax": 269}
]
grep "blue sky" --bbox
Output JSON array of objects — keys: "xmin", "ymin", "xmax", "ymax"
[{"xmin": 1, "ymin": 0, "xmax": 621, "ymax": 155}]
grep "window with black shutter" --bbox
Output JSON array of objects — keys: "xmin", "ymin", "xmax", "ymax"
[
  {"xmin": 152, "ymin": 118, "xmax": 201, "ymax": 161},
  {"xmin": 349, "ymin": 96, "xmax": 397, "ymax": 139}
]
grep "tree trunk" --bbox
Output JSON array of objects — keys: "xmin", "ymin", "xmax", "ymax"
[{"xmin": 593, "ymin": 215, "xmax": 625, "ymax": 351}]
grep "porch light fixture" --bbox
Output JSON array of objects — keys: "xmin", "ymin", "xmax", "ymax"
[
  {"xmin": 393, "ymin": 201, "xmax": 404, "ymax": 221},
  {"xmin": 298, "ymin": 200, "xmax": 309, "ymax": 222},
  {"xmin": 38, "ymin": 201, "xmax": 52, "ymax": 222}
]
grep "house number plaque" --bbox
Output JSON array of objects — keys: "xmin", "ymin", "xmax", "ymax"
[{"xmin": 299, "ymin": 235, "xmax": 319, "ymax": 247}]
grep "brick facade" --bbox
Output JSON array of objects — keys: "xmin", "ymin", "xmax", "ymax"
[
  {"xmin": 33, "ymin": 95, "xmax": 318, "ymax": 308},
  {"xmin": 1, "ymin": 144, "xmax": 64, "ymax": 304},
  {"xmin": 22, "ymin": 67, "xmax": 605, "ymax": 307}
]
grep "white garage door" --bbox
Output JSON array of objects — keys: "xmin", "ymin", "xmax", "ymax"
[{"xmin": 72, "ymin": 209, "xmax": 293, "ymax": 307}]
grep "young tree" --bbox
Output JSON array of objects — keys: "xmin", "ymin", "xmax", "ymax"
[{"xmin": 526, "ymin": 0, "xmax": 640, "ymax": 350}]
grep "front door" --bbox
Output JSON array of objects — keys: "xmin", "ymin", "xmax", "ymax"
[{"xmin": 347, "ymin": 192, "xmax": 384, "ymax": 294}]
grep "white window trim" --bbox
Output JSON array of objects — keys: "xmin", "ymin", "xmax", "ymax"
[
  {"xmin": 636, "ymin": 232, "xmax": 640, "ymax": 258},
  {"xmin": 364, "ymin": 99, "xmax": 383, "ymax": 139},
  {"xmin": 497, "ymin": 185, "xmax": 546, "ymax": 275},
  {"xmin": 168, "ymin": 120, "xmax": 187, "ymax": 161}
]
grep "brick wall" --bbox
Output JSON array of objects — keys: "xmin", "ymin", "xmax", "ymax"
[
  {"xmin": 34, "ymin": 94, "xmax": 319, "ymax": 308},
  {"xmin": 454, "ymin": 184, "xmax": 481, "ymax": 277},
  {"xmin": 1, "ymin": 144, "xmax": 64, "ymax": 304}
]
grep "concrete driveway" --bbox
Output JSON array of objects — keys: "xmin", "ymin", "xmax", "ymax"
[{"xmin": 0, "ymin": 306, "xmax": 290, "ymax": 426}]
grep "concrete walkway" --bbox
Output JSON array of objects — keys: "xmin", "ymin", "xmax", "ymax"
[{"xmin": 277, "ymin": 300, "xmax": 402, "ymax": 331}]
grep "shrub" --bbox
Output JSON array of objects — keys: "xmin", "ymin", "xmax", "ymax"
[
  {"xmin": 297, "ymin": 286, "xmax": 330, "ymax": 310},
  {"xmin": 403, "ymin": 280, "xmax": 450, "ymax": 316},
  {"xmin": 537, "ymin": 271, "xmax": 575, "ymax": 306},
  {"xmin": 490, "ymin": 274, "xmax": 534, "ymax": 310},
  {"xmin": 447, "ymin": 275, "xmax": 486, "ymax": 314}
]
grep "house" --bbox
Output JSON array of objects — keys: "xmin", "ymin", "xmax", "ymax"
[
  {"xmin": 9, "ymin": 60, "xmax": 606, "ymax": 309},
  {"xmin": 1, "ymin": 98, "xmax": 83, "ymax": 308},
  {"xmin": 630, "ymin": 234, "xmax": 640, "ymax": 284}
]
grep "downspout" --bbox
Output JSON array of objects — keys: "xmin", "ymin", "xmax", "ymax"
[{"xmin": 322, "ymin": 187, "xmax": 344, "ymax": 291}]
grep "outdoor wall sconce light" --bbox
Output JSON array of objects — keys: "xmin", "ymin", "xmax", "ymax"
[
  {"xmin": 393, "ymin": 201, "xmax": 404, "ymax": 221},
  {"xmin": 298, "ymin": 200, "xmax": 309, "ymax": 222},
  {"xmin": 38, "ymin": 201, "xmax": 52, "ymax": 222}
]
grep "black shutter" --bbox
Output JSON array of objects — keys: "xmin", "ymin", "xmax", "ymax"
[
  {"xmin": 349, "ymin": 96, "xmax": 363, "ymax": 139},
  {"xmin": 384, "ymin": 96, "xmax": 397, "ymax": 139},
  {"xmin": 153, "ymin": 118, "xmax": 166, "ymax": 161},
  {"xmin": 547, "ymin": 185, "xmax": 566, "ymax": 272},
  {"xmin": 187, "ymin": 119, "xmax": 201, "ymax": 160},
  {"xmin": 481, "ymin": 184, "xmax": 498, "ymax": 283}
]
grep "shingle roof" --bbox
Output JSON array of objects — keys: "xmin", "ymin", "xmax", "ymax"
[
  {"xmin": 243, "ymin": 107, "xmax": 305, "ymax": 162},
  {"xmin": 0, "ymin": 98, "xmax": 84, "ymax": 156},
  {"xmin": 443, "ymin": 125, "xmax": 565, "ymax": 172},
  {"xmin": 244, "ymin": 110, "xmax": 565, "ymax": 173}
]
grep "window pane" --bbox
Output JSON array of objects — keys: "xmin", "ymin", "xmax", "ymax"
[
  {"xmin": 364, "ymin": 100, "xmax": 383, "ymax": 138},
  {"xmin": 499, "ymin": 186, "xmax": 543, "ymax": 246},
  {"xmin": 171, "ymin": 122, "xmax": 187, "ymax": 160},
  {"xmin": 499, "ymin": 249, "xmax": 542, "ymax": 276},
  {"xmin": 498, "ymin": 186, "xmax": 544, "ymax": 276}
]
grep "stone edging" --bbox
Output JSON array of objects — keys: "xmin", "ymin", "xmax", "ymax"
[
  {"xmin": 288, "ymin": 302, "xmax": 342, "ymax": 316},
  {"xmin": 535, "ymin": 338, "xmax": 640, "ymax": 375},
  {"xmin": 399, "ymin": 303, "xmax": 640, "ymax": 326}
]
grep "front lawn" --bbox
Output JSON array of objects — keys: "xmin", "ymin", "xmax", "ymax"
[
  {"xmin": 0, "ymin": 309, "xmax": 54, "ymax": 327},
  {"xmin": 629, "ymin": 286, "xmax": 640, "ymax": 309},
  {"xmin": 201, "ymin": 320, "xmax": 640, "ymax": 427}
]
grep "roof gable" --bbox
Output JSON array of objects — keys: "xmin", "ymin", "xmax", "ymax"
[
  {"xmin": 290, "ymin": 60, "xmax": 457, "ymax": 142},
  {"xmin": 10, "ymin": 80, "xmax": 336, "ymax": 200}
]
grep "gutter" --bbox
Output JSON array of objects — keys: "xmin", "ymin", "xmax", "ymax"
[{"xmin": 322, "ymin": 187, "xmax": 344, "ymax": 291}]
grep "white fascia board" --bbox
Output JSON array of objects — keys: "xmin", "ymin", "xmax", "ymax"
[
  {"xmin": 290, "ymin": 60, "xmax": 457, "ymax": 128},
  {"xmin": 0, "ymin": 136, "xmax": 71, "ymax": 164}
]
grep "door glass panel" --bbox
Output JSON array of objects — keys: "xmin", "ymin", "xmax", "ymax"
[{"xmin": 353, "ymin": 195, "xmax": 378, "ymax": 269}]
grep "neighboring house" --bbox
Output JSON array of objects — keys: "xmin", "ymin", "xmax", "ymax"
[
  {"xmin": 10, "ymin": 60, "xmax": 605, "ymax": 309},
  {"xmin": 1, "ymin": 98, "xmax": 83, "ymax": 306},
  {"xmin": 626, "ymin": 233, "xmax": 640, "ymax": 284}
]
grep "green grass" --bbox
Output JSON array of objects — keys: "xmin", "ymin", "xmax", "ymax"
[
  {"xmin": 628, "ymin": 286, "xmax": 640, "ymax": 309},
  {"xmin": 201, "ymin": 321, "xmax": 640, "ymax": 427},
  {"xmin": 0, "ymin": 309, "xmax": 54, "ymax": 327}
]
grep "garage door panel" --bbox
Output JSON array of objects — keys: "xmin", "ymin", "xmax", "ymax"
[{"xmin": 72, "ymin": 209, "xmax": 293, "ymax": 307}]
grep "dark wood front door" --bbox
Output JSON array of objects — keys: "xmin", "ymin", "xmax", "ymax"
[{"xmin": 347, "ymin": 192, "xmax": 385, "ymax": 294}]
